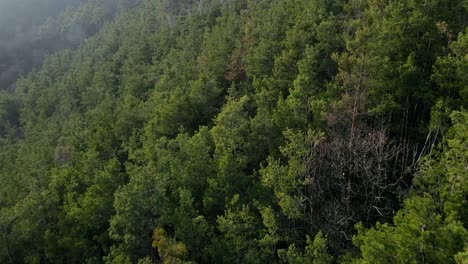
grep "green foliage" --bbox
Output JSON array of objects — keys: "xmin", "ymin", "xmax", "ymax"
[
  {"xmin": 0, "ymin": 91, "xmax": 19, "ymax": 137},
  {"xmin": 278, "ymin": 231, "xmax": 333, "ymax": 264},
  {"xmin": 0, "ymin": 0, "xmax": 466, "ymax": 263},
  {"xmin": 215, "ymin": 197, "xmax": 264, "ymax": 263},
  {"xmin": 152, "ymin": 227, "xmax": 190, "ymax": 264},
  {"xmin": 353, "ymin": 195, "xmax": 465, "ymax": 263},
  {"xmin": 352, "ymin": 111, "xmax": 468, "ymax": 264}
]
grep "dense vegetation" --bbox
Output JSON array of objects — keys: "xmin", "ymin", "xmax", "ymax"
[{"xmin": 0, "ymin": 0, "xmax": 466, "ymax": 263}]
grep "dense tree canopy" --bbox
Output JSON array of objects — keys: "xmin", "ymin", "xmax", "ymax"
[{"xmin": 0, "ymin": 0, "xmax": 466, "ymax": 263}]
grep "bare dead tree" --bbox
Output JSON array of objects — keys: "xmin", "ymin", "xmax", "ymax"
[{"xmin": 298, "ymin": 108, "xmax": 417, "ymax": 251}]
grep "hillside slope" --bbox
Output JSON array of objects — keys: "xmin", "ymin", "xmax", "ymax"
[{"xmin": 0, "ymin": 0, "xmax": 466, "ymax": 263}]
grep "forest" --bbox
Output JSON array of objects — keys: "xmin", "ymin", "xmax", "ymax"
[{"xmin": 0, "ymin": 0, "xmax": 466, "ymax": 263}]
